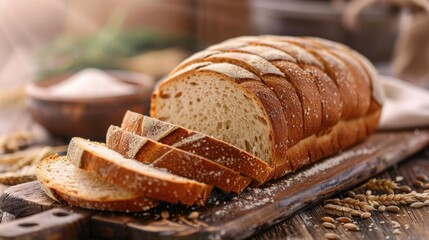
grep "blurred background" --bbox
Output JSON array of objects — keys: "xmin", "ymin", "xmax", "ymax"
[
  {"xmin": 1, "ymin": 0, "xmax": 428, "ymax": 88},
  {"xmin": 1, "ymin": 0, "xmax": 429, "ymax": 138}
]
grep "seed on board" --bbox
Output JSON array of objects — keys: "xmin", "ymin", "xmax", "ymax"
[
  {"xmin": 366, "ymin": 190, "xmax": 372, "ymax": 195},
  {"xmin": 393, "ymin": 229, "xmax": 401, "ymax": 235},
  {"xmin": 346, "ymin": 190, "xmax": 356, "ymax": 198},
  {"xmin": 391, "ymin": 221, "xmax": 401, "ymax": 229},
  {"xmin": 413, "ymin": 180, "xmax": 424, "ymax": 188},
  {"xmin": 160, "ymin": 211, "xmax": 169, "ymax": 219},
  {"xmin": 344, "ymin": 223, "xmax": 360, "ymax": 231},
  {"xmin": 336, "ymin": 217, "xmax": 352, "ymax": 223},
  {"xmin": 321, "ymin": 216, "xmax": 335, "ymax": 223},
  {"xmin": 361, "ymin": 212, "xmax": 371, "ymax": 219},
  {"xmin": 325, "ymin": 232, "xmax": 340, "ymax": 240},
  {"xmin": 386, "ymin": 206, "xmax": 400, "ymax": 213},
  {"xmin": 398, "ymin": 185, "xmax": 412, "ymax": 193},
  {"xmin": 423, "ymin": 183, "xmax": 429, "ymax": 190},
  {"xmin": 416, "ymin": 174, "xmax": 428, "ymax": 182},
  {"xmin": 188, "ymin": 211, "xmax": 199, "ymax": 220},
  {"xmin": 378, "ymin": 205, "xmax": 386, "ymax": 212},
  {"xmin": 322, "ymin": 222, "xmax": 336, "ymax": 229},
  {"xmin": 351, "ymin": 210, "xmax": 363, "ymax": 217},
  {"xmin": 410, "ymin": 202, "xmax": 425, "ymax": 208},
  {"xmin": 395, "ymin": 176, "xmax": 404, "ymax": 182}
]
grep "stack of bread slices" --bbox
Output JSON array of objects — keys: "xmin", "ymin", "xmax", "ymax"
[
  {"xmin": 36, "ymin": 35, "xmax": 382, "ymax": 212},
  {"xmin": 36, "ymin": 111, "xmax": 272, "ymax": 212}
]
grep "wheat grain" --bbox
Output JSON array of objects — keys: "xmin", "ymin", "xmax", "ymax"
[
  {"xmin": 386, "ymin": 206, "xmax": 400, "ymax": 213},
  {"xmin": 398, "ymin": 185, "xmax": 412, "ymax": 193},
  {"xmin": 336, "ymin": 217, "xmax": 352, "ymax": 223},
  {"xmin": 188, "ymin": 211, "xmax": 199, "ymax": 220},
  {"xmin": 325, "ymin": 232, "xmax": 340, "ymax": 240},
  {"xmin": 322, "ymin": 222, "xmax": 336, "ymax": 229},
  {"xmin": 410, "ymin": 202, "xmax": 424, "ymax": 208},
  {"xmin": 395, "ymin": 176, "xmax": 404, "ymax": 182},
  {"xmin": 321, "ymin": 216, "xmax": 335, "ymax": 223},
  {"xmin": 346, "ymin": 190, "xmax": 356, "ymax": 198},
  {"xmin": 360, "ymin": 212, "xmax": 371, "ymax": 219},
  {"xmin": 411, "ymin": 192, "xmax": 429, "ymax": 202},
  {"xmin": 344, "ymin": 223, "xmax": 360, "ymax": 231},
  {"xmin": 413, "ymin": 180, "xmax": 424, "ymax": 188},
  {"xmin": 416, "ymin": 174, "xmax": 428, "ymax": 182}
]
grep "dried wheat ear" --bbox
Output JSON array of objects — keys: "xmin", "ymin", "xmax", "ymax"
[{"xmin": 321, "ymin": 175, "xmax": 429, "ymax": 237}]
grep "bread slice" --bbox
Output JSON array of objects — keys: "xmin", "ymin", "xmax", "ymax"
[
  {"xmin": 106, "ymin": 125, "xmax": 251, "ymax": 193},
  {"xmin": 121, "ymin": 111, "xmax": 273, "ymax": 184},
  {"xmin": 66, "ymin": 138, "xmax": 213, "ymax": 206},
  {"xmin": 36, "ymin": 155, "xmax": 159, "ymax": 212}
]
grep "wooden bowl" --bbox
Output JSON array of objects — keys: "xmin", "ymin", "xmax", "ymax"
[{"xmin": 26, "ymin": 70, "xmax": 155, "ymax": 140}]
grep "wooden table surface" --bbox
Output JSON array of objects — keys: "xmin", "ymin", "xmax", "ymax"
[{"xmin": 1, "ymin": 92, "xmax": 429, "ymax": 240}]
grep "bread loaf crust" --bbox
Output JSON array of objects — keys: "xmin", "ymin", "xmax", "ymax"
[
  {"xmin": 121, "ymin": 111, "xmax": 273, "ymax": 184},
  {"xmin": 152, "ymin": 36, "xmax": 382, "ymax": 180}
]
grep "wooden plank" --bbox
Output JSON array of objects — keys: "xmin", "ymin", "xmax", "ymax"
[
  {"xmin": 253, "ymin": 148, "xmax": 429, "ymax": 240},
  {"xmin": 0, "ymin": 131, "xmax": 428, "ymax": 240},
  {"xmin": 0, "ymin": 207, "xmax": 92, "ymax": 240},
  {"xmin": 0, "ymin": 181, "xmax": 58, "ymax": 218}
]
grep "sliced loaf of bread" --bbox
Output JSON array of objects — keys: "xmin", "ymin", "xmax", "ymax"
[
  {"xmin": 106, "ymin": 125, "xmax": 251, "ymax": 193},
  {"xmin": 151, "ymin": 35, "xmax": 383, "ymax": 179},
  {"xmin": 67, "ymin": 137, "xmax": 213, "ymax": 206},
  {"xmin": 36, "ymin": 154, "xmax": 159, "ymax": 212},
  {"xmin": 121, "ymin": 110, "xmax": 273, "ymax": 184}
]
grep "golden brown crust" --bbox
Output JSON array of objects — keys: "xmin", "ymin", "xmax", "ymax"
[
  {"xmin": 271, "ymin": 61, "xmax": 323, "ymax": 138},
  {"xmin": 53, "ymin": 190, "xmax": 157, "ymax": 212},
  {"xmin": 271, "ymin": 109, "xmax": 381, "ymax": 179},
  {"xmin": 106, "ymin": 126, "xmax": 252, "ymax": 194},
  {"xmin": 262, "ymin": 75, "xmax": 304, "ymax": 148}
]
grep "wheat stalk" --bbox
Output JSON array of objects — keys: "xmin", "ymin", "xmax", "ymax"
[
  {"xmin": 324, "ymin": 203, "xmax": 364, "ymax": 218},
  {"xmin": 325, "ymin": 197, "xmax": 374, "ymax": 211},
  {"xmin": 356, "ymin": 178, "xmax": 398, "ymax": 194}
]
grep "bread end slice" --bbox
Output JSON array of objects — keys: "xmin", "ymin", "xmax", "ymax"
[
  {"xmin": 36, "ymin": 155, "xmax": 159, "ymax": 212},
  {"xmin": 67, "ymin": 138, "xmax": 213, "ymax": 205}
]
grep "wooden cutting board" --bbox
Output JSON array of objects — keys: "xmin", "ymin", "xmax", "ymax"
[{"xmin": 0, "ymin": 130, "xmax": 428, "ymax": 240}]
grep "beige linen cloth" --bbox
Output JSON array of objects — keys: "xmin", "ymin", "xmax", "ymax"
[{"xmin": 378, "ymin": 75, "xmax": 429, "ymax": 129}]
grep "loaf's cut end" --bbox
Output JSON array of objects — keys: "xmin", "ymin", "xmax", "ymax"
[
  {"xmin": 152, "ymin": 71, "xmax": 272, "ymax": 164},
  {"xmin": 36, "ymin": 155, "xmax": 158, "ymax": 212}
]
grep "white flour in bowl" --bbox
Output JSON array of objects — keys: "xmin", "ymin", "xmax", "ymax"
[{"xmin": 48, "ymin": 68, "xmax": 136, "ymax": 98}]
